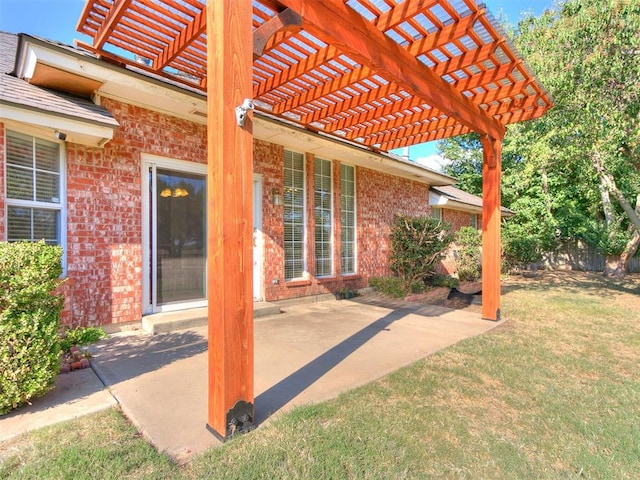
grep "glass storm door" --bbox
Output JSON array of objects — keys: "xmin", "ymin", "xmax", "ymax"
[{"xmin": 147, "ymin": 165, "xmax": 207, "ymax": 312}]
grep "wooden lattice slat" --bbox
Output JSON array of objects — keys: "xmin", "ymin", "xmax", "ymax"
[{"xmin": 75, "ymin": 0, "xmax": 552, "ymax": 150}]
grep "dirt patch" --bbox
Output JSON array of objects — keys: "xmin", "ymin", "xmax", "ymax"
[
  {"xmin": 404, "ymin": 287, "xmax": 449, "ymax": 303},
  {"xmin": 391, "ymin": 271, "xmax": 640, "ymax": 315},
  {"xmin": 405, "ymin": 281, "xmax": 482, "ymax": 313}
]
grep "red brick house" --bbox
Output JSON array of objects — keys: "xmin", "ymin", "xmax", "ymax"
[{"xmin": 1, "ymin": 32, "xmax": 504, "ymax": 328}]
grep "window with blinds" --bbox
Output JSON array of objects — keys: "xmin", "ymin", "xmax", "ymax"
[
  {"xmin": 315, "ymin": 158, "xmax": 333, "ymax": 277},
  {"xmin": 283, "ymin": 150, "xmax": 305, "ymax": 280},
  {"xmin": 340, "ymin": 164, "xmax": 356, "ymax": 275},
  {"xmin": 431, "ymin": 207, "xmax": 442, "ymax": 221},
  {"xmin": 6, "ymin": 130, "xmax": 62, "ymax": 244}
]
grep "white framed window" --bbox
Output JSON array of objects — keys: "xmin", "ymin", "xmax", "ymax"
[
  {"xmin": 470, "ymin": 213, "xmax": 479, "ymax": 229},
  {"xmin": 314, "ymin": 157, "xmax": 333, "ymax": 277},
  {"xmin": 5, "ymin": 130, "xmax": 65, "ymax": 246},
  {"xmin": 340, "ymin": 164, "xmax": 356, "ymax": 274},
  {"xmin": 283, "ymin": 150, "xmax": 305, "ymax": 280},
  {"xmin": 431, "ymin": 207, "xmax": 442, "ymax": 221}
]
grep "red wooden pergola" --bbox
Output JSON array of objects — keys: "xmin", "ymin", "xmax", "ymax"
[{"xmin": 76, "ymin": 0, "xmax": 551, "ymax": 439}]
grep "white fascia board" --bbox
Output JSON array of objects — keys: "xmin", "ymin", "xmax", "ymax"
[
  {"xmin": 429, "ymin": 191, "xmax": 485, "ymax": 214},
  {"xmin": 429, "ymin": 191, "xmax": 449, "ymax": 206},
  {"xmin": 446, "ymin": 201, "xmax": 483, "ymax": 214},
  {"xmin": 254, "ymin": 115, "xmax": 455, "ymax": 186},
  {"xmin": 0, "ymin": 104, "xmax": 114, "ymax": 147}
]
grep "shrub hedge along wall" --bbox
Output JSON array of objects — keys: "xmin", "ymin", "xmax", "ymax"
[{"xmin": 0, "ymin": 241, "xmax": 64, "ymax": 414}]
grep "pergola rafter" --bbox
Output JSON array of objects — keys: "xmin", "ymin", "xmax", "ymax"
[
  {"xmin": 76, "ymin": 0, "xmax": 552, "ymax": 440},
  {"xmin": 77, "ymin": 0, "xmax": 550, "ymax": 152}
]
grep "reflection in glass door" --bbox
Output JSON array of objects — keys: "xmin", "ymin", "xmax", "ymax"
[{"xmin": 147, "ymin": 165, "xmax": 207, "ymax": 311}]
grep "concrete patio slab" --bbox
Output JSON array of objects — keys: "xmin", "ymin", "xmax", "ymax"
[{"xmin": 86, "ymin": 296, "xmax": 500, "ymax": 462}]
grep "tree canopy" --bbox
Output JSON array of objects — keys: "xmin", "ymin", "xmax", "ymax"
[{"xmin": 438, "ymin": 0, "xmax": 640, "ymax": 274}]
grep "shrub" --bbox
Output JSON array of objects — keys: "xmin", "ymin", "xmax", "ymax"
[
  {"xmin": 454, "ymin": 226, "xmax": 482, "ymax": 281},
  {"xmin": 369, "ymin": 276, "xmax": 405, "ymax": 298},
  {"xmin": 389, "ymin": 214, "xmax": 453, "ymax": 289},
  {"xmin": 502, "ymin": 234, "xmax": 543, "ymax": 272},
  {"xmin": 0, "ymin": 241, "xmax": 64, "ymax": 414},
  {"xmin": 60, "ymin": 326, "xmax": 107, "ymax": 352}
]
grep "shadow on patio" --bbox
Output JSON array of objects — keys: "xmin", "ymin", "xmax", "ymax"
[{"xmin": 86, "ymin": 295, "xmax": 499, "ymax": 461}]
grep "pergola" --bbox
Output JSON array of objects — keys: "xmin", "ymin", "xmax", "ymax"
[{"xmin": 77, "ymin": 0, "xmax": 552, "ymax": 439}]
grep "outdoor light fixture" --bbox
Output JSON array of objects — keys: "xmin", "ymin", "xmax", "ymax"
[
  {"xmin": 55, "ymin": 130, "xmax": 67, "ymax": 141},
  {"xmin": 160, "ymin": 187, "xmax": 189, "ymax": 198},
  {"xmin": 271, "ymin": 188, "xmax": 283, "ymax": 206}
]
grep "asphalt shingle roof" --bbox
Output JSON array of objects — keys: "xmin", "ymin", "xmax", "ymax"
[
  {"xmin": 432, "ymin": 185, "xmax": 514, "ymax": 215},
  {"xmin": 0, "ymin": 31, "xmax": 118, "ymax": 128}
]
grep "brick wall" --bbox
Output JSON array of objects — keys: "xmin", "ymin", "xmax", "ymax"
[
  {"xmin": 3, "ymin": 111, "xmax": 451, "ymax": 325},
  {"xmin": 62, "ymin": 99, "xmax": 207, "ymax": 326},
  {"xmin": 357, "ymin": 168, "xmax": 432, "ymax": 278},
  {"xmin": 254, "ymin": 140, "xmax": 433, "ymax": 301}
]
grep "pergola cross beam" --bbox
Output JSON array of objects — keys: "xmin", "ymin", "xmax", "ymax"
[{"xmin": 274, "ymin": 0, "xmax": 505, "ymax": 140}]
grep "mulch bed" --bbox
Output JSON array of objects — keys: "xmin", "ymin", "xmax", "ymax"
[{"xmin": 405, "ymin": 281, "xmax": 483, "ymax": 312}]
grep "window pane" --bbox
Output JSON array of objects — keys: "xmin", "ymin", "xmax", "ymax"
[
  {"xmin": 6, "ymin": 131, "xmax": 33, "ymax": 168},
  {"xmin": 33, "ymin": 209, "xmax": 60, "ymax": 243},
  {"xmin": 36, "ymin": 171, "xmax": 60, "ymax": 203},
  {"xmin": 341, "ymin": 164, "xmax": 356, "ymax": 274},
  {"xmin": 6, "ymin": 165, "xmax": 34, "ymax": 200},
  {"xmin": 35, "ymin": 138, "xmax": 60, "ymax": 173},
  {"xmin": 7, "ymin": 207, "xmax": 32, "ymax": 241},
  {"xmin": 284, "ymin": 150, "xmax": 305, "ymax": 280},
  {"xmin": 315, "ymin": 158, "xmax": 332, "ymax": 277}
]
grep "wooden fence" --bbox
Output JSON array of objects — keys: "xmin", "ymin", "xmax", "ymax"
[{"xmin": 538, "ymin": 240, "xmax": 640, "ymax": 273}]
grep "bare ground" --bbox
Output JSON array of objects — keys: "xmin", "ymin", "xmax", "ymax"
[{"xmin": 411, "ymin": 270, "xmax": 640, "ymax": 313}]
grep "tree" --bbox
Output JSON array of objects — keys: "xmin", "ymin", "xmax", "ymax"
[
  {"xmin": 438, "ymin": 134, "xmax": 483, "ymax": 195},
  {"xmin": 514, "ymin": 0, "xmax": 640, "ymax": 276},
  {"xmin": 438, "ymin": 0, "xmax": 640, "ymax": 276}
]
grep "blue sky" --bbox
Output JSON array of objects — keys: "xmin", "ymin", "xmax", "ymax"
[{"xmin": 0, "ymin": 0, "xmax": 554, "ymax": 168}]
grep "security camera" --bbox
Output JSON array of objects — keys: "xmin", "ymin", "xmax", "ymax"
[
  {"xmin": 241, "ymin": 98, "xmax": 255, "ymax": 111},
  {"xmin": 55, "ymin": 131, "xmax": 67, "ymax": 141},
  {"xmin": 235, "ymin": 98, "xmax": 255, "ymax": 127}
]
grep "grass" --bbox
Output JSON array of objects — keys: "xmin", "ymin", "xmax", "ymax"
[{"xmin": 1, "ymin": 272, "xmax": 639, "ymax": 479}]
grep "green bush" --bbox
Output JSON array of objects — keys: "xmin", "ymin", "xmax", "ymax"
[
  {"xmin": 454, "ymin": 226, "xmax": 482, "ymax": 281},
  {"xmin": 369, "ymin": 276, "xmax": 405, "ymax": 298},
  {"xmin": 389, "ymin": 214, "xmax": 453, "ymax": 289},
  {"xmin": 0, "ymin": 241, "xmax": 64, "ymax": 414},
  {"xmin": 502, "ymin": 234, "xmax": 543, "ymax": 272},
  {"xmin": 60, "ymin": 326, "xmax": 107, "ymax": 352}
]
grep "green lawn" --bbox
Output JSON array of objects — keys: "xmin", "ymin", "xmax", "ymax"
[{"xmin": 2, "ymin": 272, "xmax": 639, "ymax": 479}]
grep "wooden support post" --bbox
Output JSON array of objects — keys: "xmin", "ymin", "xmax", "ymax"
[
  {"xmin": 206, "ymin": 0, "xmax": 254, "ymax": 439},
  {"xmin": 480, "ymin": 135, "xmax": 503, "ymax": 321}
]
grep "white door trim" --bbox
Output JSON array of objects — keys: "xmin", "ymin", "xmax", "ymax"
[
  {"xmin": 141, "ymin": 154, "xmax": 207, "ymax": 314},
  {"xmin": 253, "ymin": 174, "xmax": 264, "ymax": 301}
]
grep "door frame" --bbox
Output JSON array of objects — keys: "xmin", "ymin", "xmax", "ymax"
[
  {"xmin": 253, "ymin": 174, "xmax": 264, "ymax": 301},
  {"xmin": 141, "ymin": 153, "xmax": 208, "ymax": 314}
]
